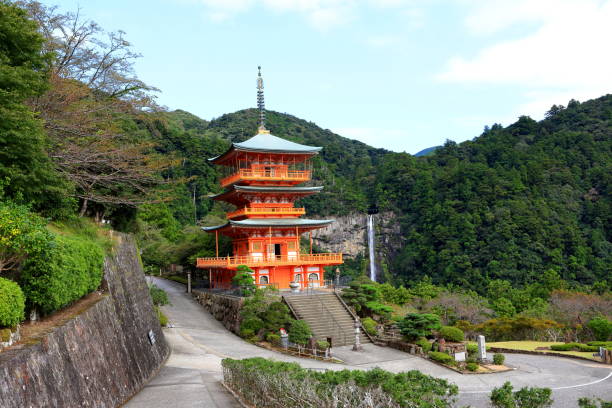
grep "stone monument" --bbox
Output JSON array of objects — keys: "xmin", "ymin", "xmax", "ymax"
[{"xmin": 477, "ymin": 335, "xmax": 487, "ymax": 361}]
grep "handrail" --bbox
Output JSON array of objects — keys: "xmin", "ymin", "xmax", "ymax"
[
  {"xmin": 196, "ymin": 253, "xmax": 343, "ymax": 268},
  {"xmin": 334, "ymin": 291, "xmax": 376, "ymax": 344},
  {"xmin": 308, "ymin": 292, "xmax": 348, "ymax": 347},
  {"xmin": 226, "ymin": 207, "xmax": 306, "ymax": 219},
  {"xmin": 221, "ymin": 169, "xmax": 311, "ymax": 186}
]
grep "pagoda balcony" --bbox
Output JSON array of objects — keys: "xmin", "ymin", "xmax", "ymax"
[
  {"xmin": 220, "ymin": 169, "xmax": 311, "ymax": 187},
  {"xmin": 227, "ymin": 207, "xmax": 306, "ymax": 219},
  {"xmin": 196, "ymin": 252, "xmax": 343, "ymax": 269}
]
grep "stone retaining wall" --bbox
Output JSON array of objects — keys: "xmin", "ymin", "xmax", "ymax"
[
  {"xmin": 192, "ymin": 290, "xmax": 244, "ymax": 334},
  {"xmin": 0, "ymin": 233, "xmax": 170, "ymax": 408}
]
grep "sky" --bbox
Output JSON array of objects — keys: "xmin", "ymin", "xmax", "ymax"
[{"xmin": 49, "ymin": 0, "xmax": 612, "ymax": 154}]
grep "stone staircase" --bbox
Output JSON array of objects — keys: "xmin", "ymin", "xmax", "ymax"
[{"xmin": 283, "ymin": 293, "xmax": 371, "ymax": 347}]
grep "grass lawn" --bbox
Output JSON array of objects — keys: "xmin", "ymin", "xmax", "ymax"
[{"xmin": 487, "ymin": 341, "xmax": 600, "ymax": 361}]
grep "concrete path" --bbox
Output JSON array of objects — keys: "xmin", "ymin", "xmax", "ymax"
[{"xmin": 126, "ymin": 278, "xmax": 612, "ymax": 408}]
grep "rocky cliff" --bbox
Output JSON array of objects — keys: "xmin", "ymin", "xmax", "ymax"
[
  {"xmin": 312, "ymin": 212, "xmax": 403, "ymax": 271},
  {"xmin": 0, "ymin": 233, "xmax": 169, "ymax": 408}
]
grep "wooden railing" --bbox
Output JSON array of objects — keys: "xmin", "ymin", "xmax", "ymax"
[
  {"xmin": 196, "ymin": 253, "xmax": 343, "ymax": 268},
  {"xmin": 227, "ymin": 207, "xmax": 306, "ymax": 219},
  {"xmin": 220, "ymin": 169, "xmax": 311, "ymax": 187}
]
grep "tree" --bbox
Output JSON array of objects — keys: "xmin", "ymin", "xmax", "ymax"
[
  {"xmin": 0, "ymin": 1, "xmax": 72, "ymax": 216},
  {"xmin": 232, "ymin": 265, "xmax": 256, "ymax": 296},
  {"xmin": 20, "ymin": 1, "xmax": 174, "ymax": 217},
  {"xmin": 398, "ymin": 313, "xmax": 441, "ymax": 342},
  {"xmin": 289, "ymin": 320, "xmax": 312, "ymax": 347}
]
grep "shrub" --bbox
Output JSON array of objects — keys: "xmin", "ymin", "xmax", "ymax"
[
  {"xmin": 475, "ymin": 316, "xmax": 562, "ymax": 341},
  {"xmin": 416, "ymin": 337, "xmax": 432, "ymax": 353},
  {"xmin": 0, "ymin": 277, "xmax": 25, "ymax": 327},
  {"xmin": 0, "ymin": 202, "xmax": 53, "ymax": 274},
  {"xmin": 288, "ymin": 320, "xmax": 311, "ymax": 346},
  {"xmin": 439, "ymin": 326, "xmax": 464, "ymax": 342},
  {"xmin": 588, "ymin": 317, "xmax": 612, "ymax": 342},
  {"xmin": 493, "ymin": 353, "xmax": 505, "ymax": 365},
  {"xmin": 429, "ymin": 351, "xmax": 454, "ymax": 365},
  {"xmin": 316, "ymin": 340, "xmax": 330, "ymax": 350},
  {"xmin": 578, "ymin": 397, "xmax": 612, "ymax": 408},
  {"xmin": 467, "ymin": 343, "xmax": 478, "ymax": 355},
  {"xmin": 222, "ymin": 357, "xmax": 458, "ymax": 408},
  {"xmin": 586, "ymin": 341, "xmax": 612, "ymax": 348},
  {"xmin": 550, "ymin": 343, "xmax": 599, "ymax": 352},
  {"xmin": 399, "ymin": 313, "xmax": 441, "ymax": 341},
  {"xmin": 239, "ymin": 317, "xmax": 264, "ymax": 338},
  {"xmin": 263, "ymin": 301, "xmax": 293, "ymax": 333},
  {"xmin": 149, "ymin": 284, "xmax": 170, "ymax": 306},
  {"xmin": 156, "ymin": 306, "xmax": 168, "ymax": 327},
  {"xmin": 362, "ymin": 317, "xmax": 378, "ymax": 336},
  {"xmin": 466, "ymin": 362, "xmax": 479, "ymax": 372},
  {"xmin": 21, "ymin": 234, "xmax": 104, "ymax": 314},
  {"xmin": 265, "ymin": 333, "xmax": 280, "ymax": 345},
  {"xmin": 490, "ymin": 382, "xmax": 552, "ymax": 408}
]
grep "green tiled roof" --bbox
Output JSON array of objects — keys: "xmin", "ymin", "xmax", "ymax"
[
  {"xmin": 202, "ymin": 218, "xmax": 334, "ymax": 232},
  {"xmin": 209, "ymin": 185, "xmax": 323, "ymax": 199},
  {"xmin": 209, "ymin": 132, "xmax": 321, "ymax": 162}
]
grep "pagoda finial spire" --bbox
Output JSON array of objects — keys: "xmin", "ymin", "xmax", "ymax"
[{"xmin": 257, "ymin": 66, "xmax": 267, "ymax": 133}]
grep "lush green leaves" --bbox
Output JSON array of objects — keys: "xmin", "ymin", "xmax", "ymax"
[
  {"xmin": 399, "ymin": 313, "xmax": 441, "ymax": 341},
  {"xmin": 0, "ymin": 277, "xmax": 25, "ymax": 327}
]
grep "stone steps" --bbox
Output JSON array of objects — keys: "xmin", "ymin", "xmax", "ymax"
[{"xmin": 284, "ymin": 294, "xmax": 370, "ymax": 347}]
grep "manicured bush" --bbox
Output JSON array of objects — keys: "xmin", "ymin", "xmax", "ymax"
[
  {"xmin": 288, "ymin": 320, "xmax": 311, "ymax": 346},
  {"xmin": 490, "ymin": 381, "xmax": 552, "ymax": 408},
  {"xmin": 467, "ymin": 343, "xmax": 478, "ymax": 355},
  {"xmin": 550, "ymin": 343, "xmax": 599, "ymax": 352},
  {"xmin": 21, "ymin": 234, "xmax": 104, "ymax": 314},
  {"xmin": 466, "ymin": 362, "xmax": 479, "ymax": 372},
  {"xmin": 415, "ymin": 337, "xmax": 432, "ymax": 353},
  {"xmin": 222, "ymin": 357, "xmax": 458, "ymax": 408},
  {"xmin": 429, "ymin": 351, "xmax": 454, "ymax": 365},
  {"xmin": 0, "ymin": 202, "xmax": 53, "ymax": 274},
  {"xmin": 149, "ymin": 284, "xmax": 170, "ymax": 306},
  {"xmin": 586, "ymin": 341, "xmax": 612, "ymax": 348},
  {"xmin": 0, "ymin": 277, "xmax": 25, "ymax": 327},
  {"xmin": 361, "ymin": 317, "xmax": 378, "ymax": 336},
  {"xmin": 493, "ymin": 353, "xmax": 505, "ymax": 365},
  {"xmin": 399, "ymin": 313, "xmax": 441, "ymax": 341},
  {"xmin": 316, "ymin": 340, "xmax": 330, "ymax": 350},
  {"xmin": 265, "ymin": 333, "xmax": 280, "ymax": 345},
  {"xmin": 588, "ymin": 317, "xmax": 612, "ymax": 342},
  {"xmin": 439, "ymin": 326, "xmax": 464, "ymax": 342},
  {"xmin": 239, "ymin": 317, "xmax": 264, "ymax": 338}
]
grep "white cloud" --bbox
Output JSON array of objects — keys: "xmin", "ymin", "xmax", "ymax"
[
  {"xmin": 438, "ymin": 0, "xmax": 612, "ymax": 118},
  {"xmin": 365, "ymin": 34, "xmax": 399, "ymax": 47}
]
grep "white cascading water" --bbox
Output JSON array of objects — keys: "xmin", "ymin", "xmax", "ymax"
[{"xmin": 367, "ymin": 214, "xmax": 377, "ymax": 282}]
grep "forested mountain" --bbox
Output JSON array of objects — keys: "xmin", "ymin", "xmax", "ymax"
[{"xmin": 1, "ymin": 0, "xmax": 609, "ymax": 297}]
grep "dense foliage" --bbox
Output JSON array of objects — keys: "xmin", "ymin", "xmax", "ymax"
[
  {"xmin": 21, "ymin": 233, "xmax": 104, "ymax": 314},
  {"xmin": 222, "ymin": 357, "xmax": 458, "ymax": 408},
  {"xmin": 398, "ymin": 313, "xmax": 441, "ymax": 341},
  {"xmin": 0, "ymin": 277, "xmax": 25, "ymax": 327},
  {"xmin": 490, "ymin": 381, "xmax": 552, "ymax": 408}
]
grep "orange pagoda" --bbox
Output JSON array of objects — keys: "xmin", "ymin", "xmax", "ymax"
[{"xmin": 196, "ymin": 68, "xmax": 343, "ymax": 290}]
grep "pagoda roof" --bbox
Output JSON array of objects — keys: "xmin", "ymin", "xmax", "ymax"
[
  {"xmin": 210, "ymin": 185, "xmax": 323, "ymax": 205},
  {"xmin": 202, "ymin": 218, "xmax": 334, "ymax": 232},
  {"xmin": 210, "ymin": 131, "xmax": 321, "ymax": 164}
]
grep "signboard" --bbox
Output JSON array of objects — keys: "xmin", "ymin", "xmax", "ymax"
[
  {"xmin": 148, "ymin": 329, "xmax": 156, "ymax": 345},
  {"xmin": 454, "ymin": 352, "xmax": 466, "ymax": 362}
]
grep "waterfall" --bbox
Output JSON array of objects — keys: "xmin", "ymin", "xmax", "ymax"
[{"xmin": 367, "ymin": 214, "xmax": 377, "ymax": 282}]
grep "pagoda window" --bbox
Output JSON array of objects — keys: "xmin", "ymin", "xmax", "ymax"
[
  {"xmin": 259, "ymin": 275, "xmax": 269, "ymax": 285},
  {"xmin": 294, "ymin": 274, "xmax": 302, "ymax": 283},
  {"xmin": 308, "ymin": 273, "xmax": 319, "ymax": 281},
  {"xmin": 259, "ymin": 269, "xmax": 269, "ymax": 275},
  {"xmin": 287, "ymin": 242, "xmax": 296, "ymax": 250},
  {"xmin": 252, "ymin": 242, "xmax": 262, "ymax": 251}
]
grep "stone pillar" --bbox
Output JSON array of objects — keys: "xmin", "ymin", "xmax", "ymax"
[
  {"xmin": 187, "ymin": 271, "xmax": 192, "ymax": 294},
  {"xmin": 352, "ymin": 319, "xmax": 363, "ymax": 351},
  {"xmin": 280, "ymin": 329, "xmax": 289, "ymax": 349},
  {"xmin": 477, "ymin": 335, "xmax": 487, "ymax": 361}
]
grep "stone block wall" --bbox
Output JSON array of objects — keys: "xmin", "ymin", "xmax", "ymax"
[
  {"xmin": 0, "ymin": 233, "xmax": 169, "ymax": 408},
  {"xmin": 192, "ymin": 290, "xmax": 244, "ymax": 334}
]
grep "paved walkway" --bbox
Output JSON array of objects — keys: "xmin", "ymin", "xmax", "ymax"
[{"xmin": 125, "ymin": 278, "xmax": 612, "ymax": 408}]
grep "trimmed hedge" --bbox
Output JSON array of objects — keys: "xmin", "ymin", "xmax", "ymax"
[
  {"xmin": 429, "ymin": 351, "xmax": 454, "ymax": 365},
  {"xmin": 222, "ymin": 357, "xmax": 458, "ymax": 408},
  {"xmin": 362, "ymin": 317, "xmax": 378, "ymax": 336},
  {"xmin": 550, "ymin": 343, "xmax": 599, "ymax": 352},
  {"xmin": 20, "ymin": 234, "xmax": 104, "ymax": 314},
  {"xmin": 0, "ymin": 277, "xmax": 25, "ymax": 327},
  {"xmin": 440, "ymin": 326, "xmax": 464, "ymax": 342},
  {"xmin": 493, "ymin": 353, "xmax": 505, "ymax": 365},
  {"xmin": 466, "ymin": 362, "xmax": 479, "ymax": 372}
]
